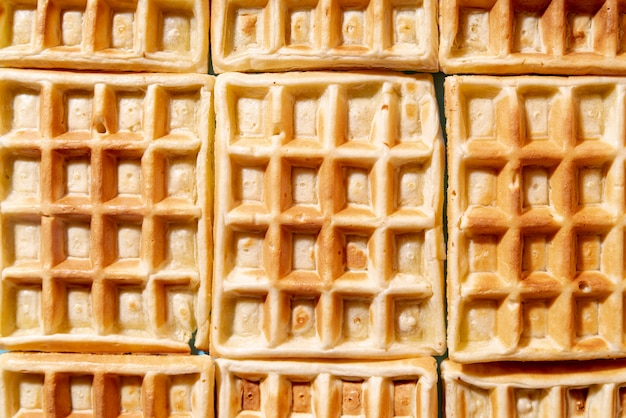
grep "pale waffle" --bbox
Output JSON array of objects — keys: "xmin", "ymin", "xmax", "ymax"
[
  {"xmin": 212, "ymin": 71, "xmax": 445, "ymax": 359},
  {"xmin": 0, "ymin": 0, "xmax": 208, "ymax": 73},
  {"xmin": 442, "ymin": 359, "xmax": 626, "ymax": 418},
  {"xmin": 210, "ymin": 0, "xmax": 438, "ymax": 73},
  {"xmin": 216, "ymin": 357, "xmax": 437, "ymax": 417},
  {"xmin": 0, "ymin": 69, "xmax": 214, "ymax": 353},
  {"xmin": 440, "ymin": 0, "xmax": 626, "ymax": 75},
  {"xmin": 0, "ymin": 352, "xmax": 213, "ymax": 416},
  {"xmin": 447, "ymin": 75, "xmax": 626, "ymax": 362}
]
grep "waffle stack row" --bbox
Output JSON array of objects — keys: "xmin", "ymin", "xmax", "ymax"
[
  {"xmin": 207, "ymin": 0, "xmax": 447, "ymax": 411},
  {"xmin": 0, "ymin": 0, "xmax": 447, "ymax": 416},
  {"xmin": 0, "ymin": 69, "xmax": 217, "ymax": 414},
  {"xmin": 0, "ymin": 0, "xmax": 218, "ymax": 413},
  {"xmin": 441, "ymin": 1, "xmax": 626, "ymax": 417}
]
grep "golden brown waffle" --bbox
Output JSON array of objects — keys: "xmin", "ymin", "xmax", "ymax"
[
  {"xmin": 0, "ymin": 69, "xmax": 213, "ymax": 353},
  {"xmin": 0, "ymin": 352, "xmax": 213, "ymax": 416},
  {"xmin": 440, "ymin": 0, "xmax": 626, "ymax": 75},
  {"xmin": 217, "ymin": 357, "xmax": 437, "ymax": 417},
  {"xmin": 210, "ymin": 0, "xmax": 438, "ymax": 73},
  {"xmin": 212, "ymin": 71, "xmax": 445, "ymax": 359},
  {"xmin": 447, "ymin": 75, "xmax": 626, "ymax": 362},
  {"xmin": 0, "ymin": 0, "xmax": 208, "ymax": 73},
  {"xmin": 442, "ymin": 359, "xmax": 626, "ymax": 417}
]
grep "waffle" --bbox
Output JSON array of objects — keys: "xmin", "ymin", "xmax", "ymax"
[
  {"xmin": 210, "ymin": 0, "xmax": 438, "ymax": 73},
  {"xmin": 0, "ymin": 69, "xmax": 214, "ymax": 353},
  {"xmin": 212, "ymin": 71, "xmax": 445, "ymax": 359},
  {"xmin": 216, "ymin": 357, "xmax": 437, "ymax": 418},
  {"xmin": 0, "ymin": 352, "xmax": 213, "ymax": 416},
  {"xmin": 439, "ymin": 0, "xmax": 626, "ymax": 75},
  {"xmin": 442, "ymin": 359, "xmax": 626, "ymax": 418},
  {"xmin": 446, "ymin": 74, "xmax": 626, "ymax": 362},
  {"xmin": 0, "ymin": 0, "xmax": 208, "ymax": 73}
]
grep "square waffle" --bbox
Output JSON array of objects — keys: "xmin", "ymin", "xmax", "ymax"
[
  {"xmin": 0, "ymin": 352, "xmax": 213, "ymax": 416},
  {"xmin": 442, "ymin": 359, "xmax": 626, "ymax": 418},
  {"xmin": 0, "ymin": 69, "xmax": 214, "ymax": 353},
  {"xmin": 216, "ymin": 357, "xmax": 437, "ymax": 417},
  {"xmin": 212, "ymin": 71, "xmax": 446, "ymax": 359},
  {"xmin": 440, "ymin": 0, "xmax": 626, "ymax": 75},
  {"xmin": 210, "ymin": 0, "xmax": 438, "ymax": 73},
  {"xmin": 447, "ymin": 75, "xmax": 626, "ymax": 362},
  {"xmin": 0, "ymin": 0, "xmax": 208, "ymax": 73}
]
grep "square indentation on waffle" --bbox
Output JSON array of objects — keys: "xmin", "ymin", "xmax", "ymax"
[
  {"xmin": 0, "ymin": 69, "xmax": 214, "ymax": 353},
  {"xmin": 446, "ymin": 75, "xmax": 626, "ymax": 362},
  {"xmin": 213, "ymin": 72, "xmax": 445, "ymax": 359},
  {"xmin": 442, "ymin": 359, "xmax": 626, "ymax": 418},
  {"xmin": 440, "ymin": 0, "xmax": 626, "ymax": 75},
  {"xmin": 210, "ymin": 0, "xmax": 438, "ymax": 73},
  {"xmin": 0, "ymin": 0, "xmax": 208, "ymax": 72},
  {"xmin": 216, "ymin": 357, "xmax": 437, "ymax": 418},
  {"xmin": 0, "ymin": 352, "xmax": 213, "ymax": 416}
]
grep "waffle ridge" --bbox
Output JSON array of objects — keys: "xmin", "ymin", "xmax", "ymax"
[
  {"xmin": 0, "ymin": 69, "xmax": 214, "ymax": 353},
  {"xmin": 212, "ymin": 71, "xmax": 446, "ymax": 359},
  {"xmin": 446, "ymin": 74, "xmax": 626, "ymax": 362},
  {"xmin": 211, "ymin": 0, "xmax": 438, "ymax": 73}
]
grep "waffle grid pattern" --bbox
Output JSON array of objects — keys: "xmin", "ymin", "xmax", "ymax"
[
  {"xmin": 0, "ymin": 0, "xmax": 208, "ymax": 72},
  {"xmin": 210, "ymin": 0, "xmax": 438, "ymax": 73},
  {"xmin": 447, "ymin": 75, "xmax": 626, "ymax": 362},
  {"xmin": 213, "ymin": 72, "xmax": 445, "ymax": 359},
  {"xmin": 0, "ymin": 70, "xmax": 213, "ymax": 353},
  {"xmin": 0, "ymin": 352, "xmax": 213, "ymax": 416},
  {"xmin": 217, "ymin": 358, "xmax": 437, "ymax": 418},
  {"xmin": 443, "ymin": 359, "xmax": 626, "ymax": 418},
  {"xmin": 440, "ymin": 0, "xmax": 626, "ymax": 75}
]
